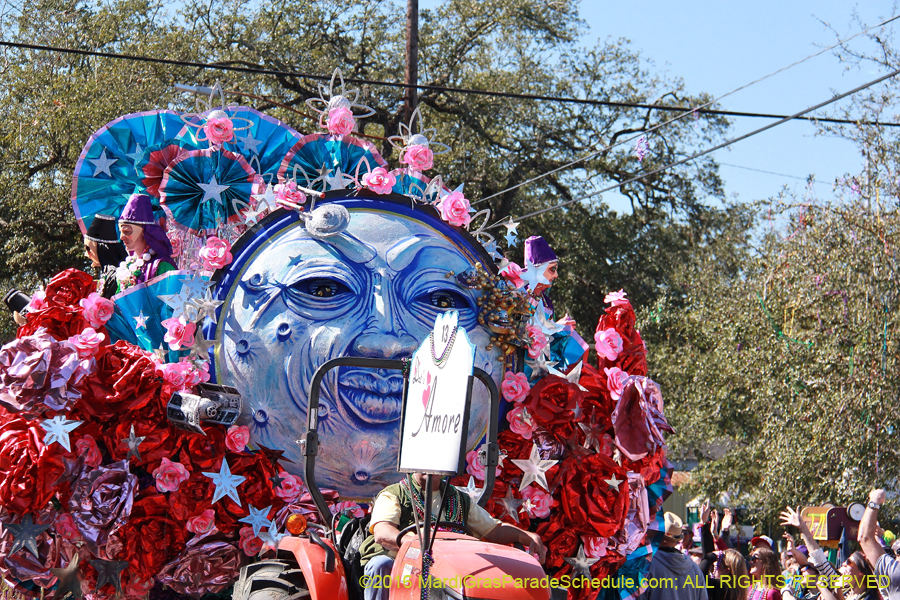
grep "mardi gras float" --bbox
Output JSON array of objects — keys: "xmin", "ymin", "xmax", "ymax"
[{"xmin": 0, "ymin": 71, "xmax": 673, "ymax": 600}]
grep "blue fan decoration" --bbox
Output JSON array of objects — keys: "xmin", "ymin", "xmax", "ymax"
[{"xmin": 278, "ymin": 133, "xmax": 388, "ymax": 191}]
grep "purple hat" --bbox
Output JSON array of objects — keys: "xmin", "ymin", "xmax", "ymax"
[
  {"xmin": 118, "ymin": 194, "xmax": 174, "ymax": 261},
  {"xmin": 524, "ymin": 236, "xmax": 557, "ymax": 265}
]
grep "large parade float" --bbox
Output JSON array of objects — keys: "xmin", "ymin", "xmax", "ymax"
[{"xmin": 0, "ymin": 72, "xmax": 674, "ymax": 600}]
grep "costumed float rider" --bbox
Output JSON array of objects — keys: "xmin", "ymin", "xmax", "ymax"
[
  {"xmin": 83, "ymin": 214, "xmax": 128, "ymax": 299},
  {"xmin": 521, "ymin": 236, "xmax": 588, "ymax": 376},
  {"xmin": 115, "ymin": 193, "xmax": 176, "ymax": 293},
  {"xmin": 360, "ymin": 473, "xmax": 547, "ymax": 600}
]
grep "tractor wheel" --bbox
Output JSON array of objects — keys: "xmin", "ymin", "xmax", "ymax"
[{"xmin": 232, "ymin": 560, "xmax": 311, "ymax": 600}]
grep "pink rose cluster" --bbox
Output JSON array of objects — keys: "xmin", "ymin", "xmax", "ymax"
[
  {"xmin": 274, "ymin": 181, "xmax": 307, "ymax": 210},
  {"xmin": 401, "ymin": 144, "xmax": 434, "ymax": 171},
  {"xmin": 506, "ymin": 406, "xmax": 536, "ymax": 440},
  {"xmin": 274, "ymin": 471, "xmax": 305, "ymax": 504},
  {"xmin": 499, "ymin": 262, "xmax": 524, "ymax": 288},
  {"xmin": 79, "ymin": 293, "xmax": 114, "ymax": 329},
  {"xmin": 521, "ymin": 485, "xmax": 552, "ymax": 519},
  {"xmin": 225, "ymin": 425, "xmax": 250, "ymax": 453},
  {"xmin": 153, "ymin": 457, "xmax": 190, "ymax": 493},
  {"xmin": 199, "ymin": 236, "xmax": 233, "ymax": 271},
  {"xmin": 361, "ymin": 167, "xmax": 397, "ymax": 195},
  {"xmin": 465, "ymin": 449, "xmax": 500, "ymax": 481},
  {"xmin": 604, "ymin": 366, "xmax": 628, "ymax": 401},
  {"xmin": 501, "ymin": 371, "xmax": 530, "ymax": 403},
  {"xmin": 239, "ymin": 527, "xmax": 263, "ymax": 556},
  {"xmin": 327, "ymin": 107, "xmax": 355, "ymax": 135},
  {"xmin": 162, "ymin": 316, "xmax": 196, "ymax": 351},
  {"xmin": 186, "ymin": 509, "xmax": 217, "ymax": 534},
  {"xmin": 157, "ymin": 359, "xmax": 208, "ymax": 390},
  {"xmin": 526, "ymin": 325, "xmax": 548, "ymax": 359},
  {"xmin": 438, "ymin": 191, "xmax": 472, "ymax": 228},
  {"xmin": 204, "ymin": 116, "xmax": 235, "ymax": 145}
]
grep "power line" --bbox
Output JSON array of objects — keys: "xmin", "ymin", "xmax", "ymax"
[
  {"xmin": 474, "ymin": 13, "xmax": 900, "ymax": 205},
  {"xmin": 499, "ymin": 64, "xmax": 900, "ymax": 227},
  {"xmin": 717, "ymin": 162, "xmax": 824, "ymax": 184},
  {"xmin": 0, "ymin": 39, "xmax": 896, "ymax": 129}
]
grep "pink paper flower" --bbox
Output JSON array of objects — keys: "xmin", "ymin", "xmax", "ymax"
[
  {"xmin": 75, "ymin": 434, "xmax": 102, "ymax": 468},
  {"xmin": 327, "ymin": 107, "xmax": 355, "ymax": 135},
  {"xmin": 507, "ymin": 406, "xmax": 536, "ymax": 440},
  {"xmin": 26, "ymin": 290, "xmax": 45, "ymax": 312},
  {"xmin": 199, "ymin": 236, "xmax": 233, "ymax": 270},
  {"xmin": 521, "ymin": 486, "xmax": 552, "ymax": 518},
  {"xmin": 67, "ymin": 327, "xmax": 106, "ymax": 359},
  {"xmin": 581, "ymin": 535, "xmax": 609, "ymax": 559},
  {"xmin": 204, "ymin": 116, "xmax": 235, "ymax": 145},
  {"xmin": 162, "ymin": 316, "xmax": 196, "ymax": 351},
  {"xmin": 158, "ymin": 361, "xmax": 194, "ymax": 390},
  {"xmin": 465, "ymin": 449, "xmax": 500, "ymax": 481},
  {"xmin": 195, "ymin": 360, "xmax": 211, "ymax": 383},
  {"xmin": 239, "ymin": 526, "xmax": 263, "ymax": 556},
  {"xmin": 225, "ymin": 425, "xmax": 251, "ymax": 453},
  {"xmin": 438, "ymin": 191, "xmax": 472, "ymax": 228},
  {"xmin": 526, "ymin": 325, "xmax": 548, "ymax": 359},
  {"xmin": 55, "ymin": 513, "xmax": 80, "ymax": 541},
  {"xmin": 500, "ymin": 262, "xmax": 524, "ymax": 288},
  {"xmin": 79, "ymin": 292, "xmax": 114, "ymax": 328},
  {"xmin": 169, "ymin": 234, "xmax": 184, "ymax": 259},
  {"xmin": 274, "ymin": 181, "xmax": 307, "ymax": 209},
  {"xmin": 401, "ymin": 144, "xmax": 434, "ymax": 171},
  {"xmin": 186, "ymin": 509, "xmax": 217, "ymax": 534},
  {"xmin": 361, "ymin": 167, "xmax": 396, "ymax": 195},
  {"xmin": 501, "ymin": 371, "xmax": 531, "ymax": 403},
  {"xmin": 594, "ymin": 328, "xmax": 624, "ymax": 362},
  {"xmin": 153, "ymin": 457, "xmax": 191, "ymax": 493},
  {"xmin": 274, "ymin": 471, "xmax": 304, "ymax": 503},
  {"xmin": 604, "ymin": 289, "xmax": 631, "ymax": 308},
  {"xmin": 332, "ymin": 501, "xmax": 365, "ymax": 518},
  {"xmin": 604, "ymin": 366, "xmax": 628, "ymax": 401}
]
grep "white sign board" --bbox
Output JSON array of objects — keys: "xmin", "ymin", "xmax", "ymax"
[{"xmin": 398, "ymin": 311, "xmax": 476, "ymax": 475}]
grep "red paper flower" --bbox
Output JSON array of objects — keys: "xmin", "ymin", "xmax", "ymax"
[
  {"xmin": 524, "ymin": 375, "xmax": 581, "ymax": 443},
  {"xmin": 17, "ymin": 306, "xmax": 87, "ymax": 341},
  {"xmin": 535, "ymin": 518, "xmax": 580, "ymax": 572},
  {"xmin": 108, "ymin": 493, "xmax": 187, "ymax": 582},
  {"xmin": 0, "ymin": 414, "xmax": 66, "ymax": 514},
  {"xmin": 76, "ymin": 341, "xmax": 167, "ymax": 421},
  {"xmin": 554, "ymin": 453, "xmax": 628, "ymax": 537},
  {"xmin": 169, "ymin": 472, "xmax": 213, "ymax": 522},
  {"xmin": 43, "ymin": 269, "xmax": 95, "ymax": 309}
]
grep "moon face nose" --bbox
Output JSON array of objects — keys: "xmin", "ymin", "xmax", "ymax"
[{"xmin": 352, "ymin": 331, "xmax": 418, "ymax": 359}]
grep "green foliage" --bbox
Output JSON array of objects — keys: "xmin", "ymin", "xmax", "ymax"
[{"xmin": 644, "ymin": 194, "xmax": 900, "ymax": 525}]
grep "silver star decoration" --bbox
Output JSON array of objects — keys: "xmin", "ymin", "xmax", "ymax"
[
  {"xmin": 525, "ymin": 354, "xmax": 558, "ymax": 378},
  {"xmin": 252, "ymin": 183, "xmax": 278, "ymax": 212},
  {"xmin": 461, "ymin": 476, "xmax": 484, "ymax": 504},
  {"xmin": 198, "ymin": 174, "xmax": 230, "ymax": 203},
  {"xmin": 564, "ymin": 361, "xmax": 588, "ymax": 391},
  {"xmin": 203, "ymin": 457, "xmax": 246, "ymax": 506},
  {"xmin": 40, "ymin": 415, "xmax": 82, "ymax": 451},
  {"xmin": 153, "ymin": 344, "xmax": 169, "ymax": 362},
  {"xmin": 239, "ymin": 505, "xmax": 273, "ymax": 538},
  {"xmin": 3, "ymin": 514, "xmax": 51, "ymax": 558},
  {"xmin": 510, "ymin": 444, "xmax": 557, "ymax": 492},
  {"xmin": 315, "ymin": 163, "xmax": 352, "ymax": 190},
  {"xmin": 520, "ymin": 258, "xmax": 548, "ymax": 291},
  {"xmin": 578, "ymin": 412, "xmax": 605, "ymax": 454},
  {"xmin": 158, "ymin": 290, "xmax": 193, "ymax": 320},
  {"xmin": 502, "ymin": 217, "xmax": 520, "ymax": 236},
  {"xmin": 50, "ymin": 553, "xmax": 83, "ymax": 600},
  {"xmin": 124, "ymin": 144, "xmax": 144, "ymax": 162},
  {"xmin": 133, "ymin": 311, "xmax": 148, "ymax": 329},
  {"xmin": 564, "ymin": 544, "xmax": 600, "ymax": 579},
  {"xmin": 242, "ymin": 204, "xmax": 268, "ymax": 226},
  {"xmin": 90, "ymin": 558, "xmax": 127, "ymax": 595},
  {"xmin": 505, "ymin": 231, "xmax": 518, "ymax": 247},
  {"xmin": 188, "ymin": 333, "xmax": 217, "ymax": 360},
  {"xmin": 122, "ymin": 424, "xmax": 145, "ymax": 462},
  {"xmin": 188, "ymin": 293, "xmax": 224, "ymax": 324},
  {"xmin": 572, "ymin": 400, "xmax": 584, "ymax": 421},
  {"xmin": 499, "ymin": 487, "xmax": 522, "ymax": 523},
  {"xmin": 483, "ymin": 240, "xmax": 503, "ymax": 261},
  {"xmin": 237, "ymin": 133, "xmax": 263, "ymax": 154},
  {"xmin": 259, "ymin": 519, "xmax": 287, "ymax": 550},
  {"xmin": 89, "ymin": 148, "xmax": 117, "ymax": 177},
  {"xmin": 604, "ymin": 474, "xmax": 624, "ymax": 492},
  {"xmin": 180, "ymin": 273, "xmax": 214, "ymax": 299}
]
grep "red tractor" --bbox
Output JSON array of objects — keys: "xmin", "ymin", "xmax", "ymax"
[{"xmin": 231, "ymin": 357, "xmax": 551, "ymax": 600}]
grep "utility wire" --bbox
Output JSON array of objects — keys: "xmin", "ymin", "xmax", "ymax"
[
  {"xmin": 499, "ymin": 64, "xmax": 900, "ymax": 227},
  {"xmin": 474, "ymin": 13, "xmax": 900, "ymax": 205},
  {"xmin": 0, "ymin": 33, "xmax": 897, "ymax": 128},
  {"xmin": 718, "ymin": 162, "xmax": 824, "ymax": 184}
]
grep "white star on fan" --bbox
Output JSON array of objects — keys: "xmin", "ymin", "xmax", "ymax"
[
  {"xmin": 252, "ymin": 183, "xmax": 278, "ymax": 212},
  {"xmin": 237, "ymin": 133, "xmax": 263, "ymax": 154},
  {"xmin": 158, "ymin": 291, "xmax": 192, "ymax": 320},
  {"xmin": 188, "ymin": 293, "xmax": 224, "ymax": 324},
  {"xmin": 179, "ymin": 274, "xmax": 214, "ymax": 299},
  {"xmin": 89, "ymin": 149, "xmax": 117, "ymax": 177},
  {"xmin": 124, "ymin": 144, "xmax": 144, "ymax": 162},
  {"xmin": 133, "ymin": 311, "xmax": 148, "ymax": 329},
  {"xmin": 198, "ymin": 175, "xmax": 230, "ymax": 203},
  {"xmin": 510, "ymin": 444, "xmax": 557, "ymax": 492}
]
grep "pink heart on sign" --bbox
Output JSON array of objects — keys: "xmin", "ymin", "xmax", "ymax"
[{"xmin": 422, "ymin": 385, "xmax": 430, "ymax": 408}]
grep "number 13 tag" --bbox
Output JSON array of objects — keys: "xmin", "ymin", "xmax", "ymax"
[{"xmin": 432, "ymin": 311, "xmax": 459, "ymax": 357}]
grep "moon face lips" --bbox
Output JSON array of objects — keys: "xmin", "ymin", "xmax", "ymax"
[{"xmin": 338, "ymin": 368, "xmax": 406, "ymax": 424}]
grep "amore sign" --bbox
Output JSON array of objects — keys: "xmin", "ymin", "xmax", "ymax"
[{"xmin": 398, "ymin": 311, "xmax": 476, "ymax": 475}]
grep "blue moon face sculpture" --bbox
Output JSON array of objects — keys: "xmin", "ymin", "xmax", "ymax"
[{"xmin": 213, "ymin": 196, "xmax": 499, "ymax": 500}]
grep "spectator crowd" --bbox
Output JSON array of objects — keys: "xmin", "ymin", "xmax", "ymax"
[{"xmin": 643, "ymin": 490, "xmax": 897, "ymax": 600}]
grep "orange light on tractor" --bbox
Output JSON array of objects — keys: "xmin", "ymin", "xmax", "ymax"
[{"xmin": 285, "ymin": 513, "xmax": 308, "ymax": 535}]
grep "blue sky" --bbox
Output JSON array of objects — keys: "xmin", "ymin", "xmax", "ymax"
[{"xmin": 583, "ymin": 1, "xmax": 894, "ymax": 212}]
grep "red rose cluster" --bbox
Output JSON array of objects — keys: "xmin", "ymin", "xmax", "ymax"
[
  {"xmin": 473, "ymin": 291, "xmax": 672, "ymax": 600},
  {"xmin": 0, "ymin": 270, "xmax": 325, "ymax": 599}
]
